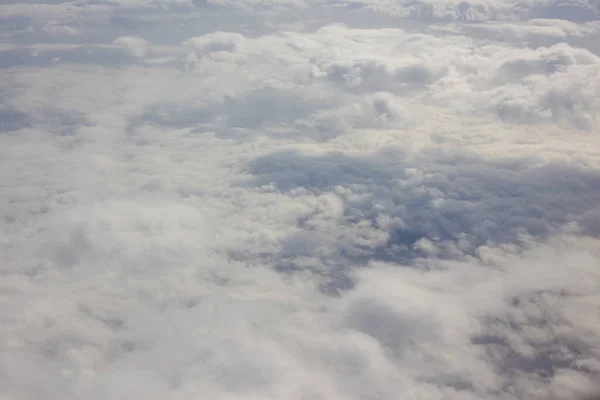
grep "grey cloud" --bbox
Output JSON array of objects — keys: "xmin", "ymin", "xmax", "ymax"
[
  {"xmin": 529, "ymin": 0, "xmax": 600, "ymax": 21},
  {"xmin": 340, "ymin": 0, "xmax": 600, "ymax": 21},
  {"xmin": 347, "ymin": 248, "xmax": 600, "ymax": 399},
  {"xmin": 1, "ymin": 0, "xmax": 74, "ymax": 3},
  {"xmin": 0, "ymin": 15, "xmax": 32, "ymax": 33},
  {"xmin": 0, "ymin": 104, "xmax": 30, "ymax": 132},
  {"xmin": 0, "ymin": 46, "xmax": 143, "ymax": 69},
  {"xmin": 131, "ymin": 88, "xmax": 323, "ymax": 135},
  {"xmin": 473, "ymin": 292, "xmax": 593, "ymax": 381},
  {"xmin": 346, "ymin": 0, "xmax": 495, "ymax": 21},
  {"xmin": 494, "ymin": 45, "xmax": 596, "ymax": 82},
  {"xmin": 35, "ymin": 108, "xmax": 91, "ymax": 136},
  {"xmin": 459, "ymin": 21, "xmax": 600, "ymax": 56},
  {"xmin": 243, "ymin": 147, "xmax": 600, "ymax": 267},
  {"xmin": 133, "ymin": 101, "xmax": 215, "ymax": 130},
  {"xmin": 324, "ymin": 58, "xmax": 443, "ymax": 94},
  {"xmin": 223, "ymin": 89, "xmax": 323, "ymax": 129},
  {"xmin": 132, "ymin": 87, "xmax": 410, "ymax": 141}
]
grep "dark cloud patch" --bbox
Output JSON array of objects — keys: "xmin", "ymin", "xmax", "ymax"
[
  {"xmin": 243, "ymin": 147, "xmax": 600, "ymax": 266},
  {"xmin": 222, "ymin": 89, "xmax": 325, "ymax": 130},
  {"xmin": 247, "ymin": 149, "xmax": 397, "ymax": 190},
  {"xmin": 528, "ymin": 0, "xmax": 600, "ymax": 22},
  {"xmin": 324, "ymin": 59, "xmax": 443, "ymax": 94},
  {"xmin": 106, "ymin": 8, "xmax": 266, "ymax": 46},
  {"xmin": 472, "ymin": 287, "xmax": 600, "ymax": 395},
  {"xmin": 0, "ymin": 105, "xmax": 30, "ymax": 132},
  {"xmin": 1, "ymin": 0, "xmax": 76, "ymax": 3},
  {"xmin": 0, "ymin": 15, "xmax": 32, "ymax": 32},
  {"xmin": 135, "ymin": 103, "xmax": 214, "ymax": 129},
  {"xmin": 460, "ymin": 23, "xmax": 600, "ymax": 56},
  {"xmin": 131, "ymin": 88, "xmax": 349, "ymax": 141},
  {"xmin": 0, "ymin": 46, "xmax": 146, "ymax": 69},
  {"xmin": 496, "ymin": 55, "xmax": 575, "ymax": 81},
  {"xmin": 349, "ymin": 0, "xmax": 599, "ymax": 22},
  {"xmin": 41, "ymin": 109, "xmax": 91, "ymax": 137}
]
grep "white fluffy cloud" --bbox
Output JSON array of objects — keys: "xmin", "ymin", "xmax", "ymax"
[{"xmin": 1, "ymin": 0, "xmax": 600, "ymax": 399}]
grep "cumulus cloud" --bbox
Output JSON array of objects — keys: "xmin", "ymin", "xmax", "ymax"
[
  {"xmin": 113, "ymin": 36, "xmax": 149, "ymax": 57},
  {"xmin": 240, "ymin": 147, "xmax": 600, "ymax": 270},
  {"xmin": 1, "ymin": 0, "xmax": 600, "ymax": 399}
]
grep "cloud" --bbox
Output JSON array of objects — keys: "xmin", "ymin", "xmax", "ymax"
[
  {"xmin": 1, "ymin": 0, "xmax": 600, "ymax": 399},
  {"xmin": 183, "ymin": 31, "xmax": 247, "ymax": 54},
  {"xmin": 3, "ymin": 199, "xmax": 600, "ymax": 399},
  {"xmin": 459, "ymin": 19, "xmax": 600, "ymax": 55},
  {"xmin": 113, "ymin": 36, "xmax": 149, "ymax": 57},
  {"xmin": 243, "ymin": 147, "xmax": 600, "ymax": 267},
  {"xmin": 0, "ymin": 104, "xmax": 30, "ymax": 131},
  {"xmin": 529, "ymin": 0, "xmax": 600, "ymax": 21},
  {"xmin": 335, "ymin": 0, "xmax": 600, "ymax": 21}
]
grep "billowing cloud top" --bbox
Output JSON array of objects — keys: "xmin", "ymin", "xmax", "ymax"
[{"xmin": 1, "ymin": 0, "xmax": 600, "ymax": 399}]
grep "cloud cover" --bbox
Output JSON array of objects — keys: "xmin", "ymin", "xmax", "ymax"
[{"xmin": 1, "ymin": 0, "xmax": 600, "ymax": 399}]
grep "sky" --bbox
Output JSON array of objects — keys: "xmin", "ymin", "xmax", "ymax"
[{"xmin": 1, "ymin": 0, "xmax": 600, "ymax": 399}]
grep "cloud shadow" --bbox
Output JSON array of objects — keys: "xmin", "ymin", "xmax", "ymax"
[{"xmin": 242, "ymin": 147, "xmax": 600, "ymax": 270}]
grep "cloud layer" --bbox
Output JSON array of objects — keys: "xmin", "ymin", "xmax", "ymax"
[{"xmin": 1, "ymin": 0, "xmax": 600, "ymax": 399}]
